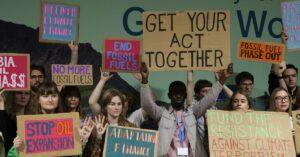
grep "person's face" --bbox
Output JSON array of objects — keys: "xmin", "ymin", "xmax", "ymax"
[
  {"xmin": 238, "ymin": 80, "xmax": 253, "ymax": 96},
  {"xmin": 30, "ymin": 70, "xmax": 45, "ymax": 89},
  {"xmin": 198, "ymin": 87, "xmax": 211, "ymax": 99},
  {"xmin": 274, "ymin": 90, "xmax": 290, "ymax": 112},
  {"xmin": 169, "ymin": 86, "xmax": 187, "ymax": 109},
  {"xmin": 39, "ymin": 93, "xmax": 59, "ymax": 113},
  {"xmin": 232, "ymin": 93, "xmax": 249, "ymax": 111},
  {"xmin": 283, "ymin": 68, "xmax": 298, "ymax": 90},
  {"xmin": 65, "ymin": 95, "xmax": 79, "ymax": 110},
  {"xmin": 15, "ymin": 91, "xmax": 30, "ymax": 107},
  {"xmin": 106, "ymin": 96, "xmax": 123, "ymax": 118}
]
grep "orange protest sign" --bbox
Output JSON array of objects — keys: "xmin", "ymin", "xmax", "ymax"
[{"xmin": 237, "ymin": 39, "xmax": 285, "ymax": 63}]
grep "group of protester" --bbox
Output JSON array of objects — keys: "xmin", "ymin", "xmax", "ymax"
[{"xmin": 0, "ymin": 32, "xmax": 299, "ymax": 157}]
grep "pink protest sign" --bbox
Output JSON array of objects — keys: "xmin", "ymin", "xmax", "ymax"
[
  {"xmin": 0, "ymin": 53, "xmax": 30, "ymax": 91},
  {"xmin": 102, "ymin": 38, "xmax": 141, "ymax": 73},
  {"xmin": 17, "ymin": 112, "xmax": 81, "ymax": 157}
]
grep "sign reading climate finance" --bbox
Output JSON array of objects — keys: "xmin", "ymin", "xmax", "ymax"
[
  {"xmin": 103, "ymin": 126, "xmax": 158, "ymax": 157},
  {"xmin": 52, "ymin": 64, "xmax": 93, "ymax": 85},
  {"xmin": 102, "ymin": 38, "xmax": 141, "ymax": 73},
  {"xmin": 143, "ymin": 10, "xmax": 231, "ymax": 71},
  {"xmin": 17, "ymin": 112, "xmax": 81, "ymax": 157},
  {"xmin": 0, "ymin": 53, "xmax": 30, "ymax": 91},
  {"xmin": 207, "ymin": 110, "xmax": 296, "ymax": 157},
  {"xmin": 39, "ymin": 1, "xmax": 80, "ymax": 43}
]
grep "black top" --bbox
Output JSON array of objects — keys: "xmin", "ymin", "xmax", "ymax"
[{"xmin": 0, "ymin": 110, "xmax": 17, "ymax": 156}]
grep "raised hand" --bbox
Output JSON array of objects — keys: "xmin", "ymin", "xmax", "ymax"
[
  {"xmin": 68, "ymin": 40, "xmax": 78, "ymax": 52},
  {"xmin": 281, "ymin": 31, "xmax": 288, "ymax": 44},
  {"xmin": 100, "ymin": 68, "xmax": 113, "ymax": 82},
  {"xmin": 78, "ymin": 117, "xmax": 95, "ymax": 145},
  {"xmin": 93, "ymin": 115, "xmax": 108, "ymax": 139},
  {"xmin": 140, "ymin": 62, "xmax": 149, "ymax": 84},
  {"xmin": 272, "ymin": 61, "xmax": 286, "ymax": 77},
  {"xmin": 217, "ymin": 63, "xmax": 233, "ymax": 85}
]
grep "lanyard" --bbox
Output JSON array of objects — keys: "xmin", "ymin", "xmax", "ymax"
[{"xmin": 176, "ymin": 117, "xmax": 185, "ymax": 144}]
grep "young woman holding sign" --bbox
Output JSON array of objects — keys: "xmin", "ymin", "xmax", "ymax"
[
  {"xmin": 8, "ymin": 82, "xmax": 94, "ymax": 157},
  {"xmin": 84, "ymin": 88, "xmax": 135, "ymax": 157}
]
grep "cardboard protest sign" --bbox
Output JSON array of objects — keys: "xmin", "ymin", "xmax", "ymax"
[
  {"xmin": 293, "ymin": 110, "xmax": 300, "ymax": 154},
  {"xmin": 103, "ymin": 125, "xmax": 158, "ymax": 157},
  {"xmin": 52, "ymin": 64, "xmax": 93, "ymax": 85},
  {"xmin": 237, "ymin": 39, "xmax": 285, "ymax": 63},
  {"xmin": 17, "ymin": 112, "xmax": 81, "ymax": 157},
  {"xmin": 143, "ymin": 10, "xmax": 231, "ymax": 71},
  {"xmin": 281, "ymin": 1, "xmax": 300, "ymax": 51},
  {"xmin": 39, "ymin": 1, "xmax": 80, "ymax": 43},
  {"xmin": 0, "ymin": 53, "xmax": 29, "ymax": 91},
  {"xmin": 102, "ymin": 38, "xmax": 141, "ymax": 73},
  {"xmin": 207, "ymin": 110, "xmax": 296, "ymax": 157}
]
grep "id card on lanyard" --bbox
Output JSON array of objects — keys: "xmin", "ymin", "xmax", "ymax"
[{"xmin": 176, "ymin": 116, "xmax": 188, "ymax": 156}]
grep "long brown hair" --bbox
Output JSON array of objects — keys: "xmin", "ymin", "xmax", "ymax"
[
  {"xmin": 32, "ymin": 82, "xmax": 63, "ymax": 114},
  {"xmin": 4, "ymin": 91, "xmax": 33, "ymax": 118}
]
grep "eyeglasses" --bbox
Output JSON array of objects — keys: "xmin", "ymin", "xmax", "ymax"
[
  {"xmin": 275, "ymin": 96, "xmax": 289, "ymax": 103},
  {"xmin": 31, "ymin": 75, "xmax": 44, "ymax": 79}
]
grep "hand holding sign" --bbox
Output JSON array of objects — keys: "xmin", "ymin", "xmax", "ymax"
[
  {"xmin": 140, "ymin": 62, "xmax": 149, "ymax": 84},
  {"xmin": 281, "ymin": 31, "xmax": 288, "ymax": 44},
  {"xmin": 13, "ymin": 136, "xmax": 24, "ymax": 152},
  {"xmin": 79, "ymin": 117, "xmax": 94, "ymax": 145},
  {"xmin": 216, "ymin": 63, "xmax": 233, "ymax": 85},
  {"xmin": 68, "ymin": 40, "xmax": 78, "ymax": 53},
  {"xmin": 93, "ymin": 115, "xmax": 108, "ymax": 140},
  {"xmin": 100, "ymin": 68, "xmax": 113, "ymax": 82}
]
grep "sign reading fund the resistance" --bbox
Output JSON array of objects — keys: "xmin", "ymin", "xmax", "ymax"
[
  {"xmin": 0, "ymin": 53, "xmax": 29, "ymax": 91},
  {"xmin": 207, "ymin": 110, "xmax": 296, "ymax": 157},
  {"xmin": 143, "ymin": 11, "xmax": 231, "ymax": 71},
  {"xmin": 17, "ymin": 113, "xmax": 81, "ymax": 157},
  {"xmin": 52, "ymin": 64, "xmax": 93, "ymax": 85},
  {"xmin": 237, "ymin": 39, "xmax": 285, "ymax": 63},
  {"xmin": 281, "ymin": 1, "xmax": 300, "ymax": 51},
  {"xmin": 40, "ymin": 2, "xmax": 80, "ymax": 43},
  {"xmin": 103, "ymin": 39, "xmax": 141, "ymax": 73},
  {"xmin": 103, "ymin": 126, "xmax": 158, "ymax": 157}
]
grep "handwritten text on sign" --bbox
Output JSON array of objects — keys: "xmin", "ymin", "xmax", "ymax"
[
  {"xmin": 103, "ymin": 39, "xmax": 140, "ymax": 72},
  {"xmin": 0, "ymin": 53, "xmax": 29, "ymax": 90},
  {"xmin": 40, "ymin": 2, "xmax": 79, "ymax": 43},
  {"xmin": 17, "ymin": 113, "xmax": 81, "ymax": 156},
  {"xmin": 207, "ymin": 110, "xmax": 296, "ymax": 157},
  {"xmin": 281, "ymin": 1, "xmax": 300, "ymax": 50},
  {"xmin": 52, "ymin": 64, "xmax": 93, "ymax": 85},
  {"xmin": 237, "ymin": 39, "xmax": 285, "ymax": 63},
  {"xmin": 25, "ymin": 118, "xmax": 74, "ymax": 153},
  {"xmin": 143, "ymin": 11, "xmax": 230, "ymax": 71},
  {"xmin": 103, "ymin": 126, "xmax": 158, "ymax": 157}
]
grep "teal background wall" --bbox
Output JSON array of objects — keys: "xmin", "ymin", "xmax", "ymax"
[{"xmin": 1, "ymin": 0, "xmax": 298, "ymax": 102}]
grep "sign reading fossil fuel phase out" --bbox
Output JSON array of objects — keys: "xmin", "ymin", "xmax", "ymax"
[
  {"xmin": 0, "ymin": 53, "xmax": 29, "ymax": 91},
  {"xmin": 103, "ymin": 126, "xmax": 158, "ymax": 157},
  {"xmin": 52, "ymin": 64, "xmax": 93, "ymax": 85},
  {"xmin": 207, "ymin": 110, "xmax": 296, "ymax": 157},
  {"xmin": 281, "ymin": 1, "xmax": 300, "ymax": 51},
  {"xmin": 237, "ymin": 39, "xmax": 285, "ymax": 63},
  {"xmin": 143, "ymin": 11, "xmax": 230, "ymax": 71},
  {"xmin": 103, "ymin": 38, "xmax": 141, "ymax": 73},
  {"xmin": 17, "ymin": 112, "xmax": 81, "ymax": 157},
  {"xmin": 39, "ymin": 2, "xmax": 80, "ymax": 43}
]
